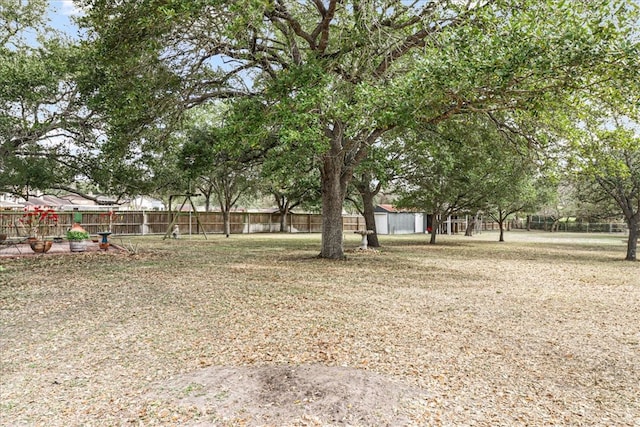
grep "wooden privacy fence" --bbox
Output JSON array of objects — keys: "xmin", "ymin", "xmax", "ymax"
[
  {"xmin": 14, "ymin": 208, "xmax": 609, "ymax": 238},
  {"xmin": 0, "ymin": 210, "xmax": 367, "ymax": 238}
]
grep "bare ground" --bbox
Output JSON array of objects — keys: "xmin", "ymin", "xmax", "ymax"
[
  {"xmin": 154, "ymin": 364, "xmax": 423, "ymax": 426},
  {"xmin": 0, "ymin": 231, "xmax": 638, "ymax": 426}
]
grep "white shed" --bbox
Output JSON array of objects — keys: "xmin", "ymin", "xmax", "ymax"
[{"xmin": 374, "ymin": 205, "xmax": 427, "ymax": 235}]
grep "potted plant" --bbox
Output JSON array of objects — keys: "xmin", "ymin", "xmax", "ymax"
[
  {"xmin": 67, "ymin": 224, "xmax": 90, "ymax": 252},
  {"xmin": 20, "ymin": 207, "xmax": 59, "ymax": 253}
]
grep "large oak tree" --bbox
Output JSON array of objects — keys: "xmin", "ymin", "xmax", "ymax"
[{"xmin": 79, "ymin": 0, "xmax": 639, "ymax": 258}]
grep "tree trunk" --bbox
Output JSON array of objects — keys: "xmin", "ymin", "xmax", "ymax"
[
  {"xmin": 273, "ymin": 194, "xmax": 289, "ymax": 232},
  {"xmin": 465, "ymin": 214, "xmax": 477, "ymax": 236},
  {"xmin": 626, "ymin": 216, "xmax": 638, "ymax": 261},
  {"xmin": 319, "ymin": 125, "xmax": 376, "ymax": 258},
  {"xmin": 464, "ymin": 223, "xmax": 473, "ymax": 236},
  {"xmin": 279, "ymin": 207, "xmax": 288, "ymax": 232},
  {"xmin": 319, "ymin": 155, "xmax": 349, "ymax": 259},
  {"xmin": 223, "ymin": 210, "xmax": 230, "ymax": 238},
  {"xmin": 360, "ymin": 187, "xmax": 380, "ymax": 248},
  {"xmin": 353, "ymin": 172, "xmax": 382, "ymax": 248},
  {"xmin": 496, "ymin": 210, "xmax": 506, "ymax": 242},
  {"xmin": 429, "ymin": 216, "xmax": 441, "ymax": 244}
]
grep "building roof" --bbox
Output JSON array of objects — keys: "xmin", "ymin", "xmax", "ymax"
[
  {"xmin": 0, "ymin": 200, "xmax": 22, "ymax": 208},
  {"xmin": 375, "ymin": 204, "xmax": 410, "ymax": 213},
  {"xmin": 18, "ymin": 194, "xmax": 117, "ymax": 211},
  {"xmin": 23, "ymin": 195, "xmax": 70, "ymax": 208},
  {"xmin": 58, "ymin": 194, "xmax": 99, "ymax": 206}
]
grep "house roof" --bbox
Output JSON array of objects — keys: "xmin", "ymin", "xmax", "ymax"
[
  {"xmin": 23, "ymin": 195, "xmax": 70, "ymax": 208},
  {"xmin": 20, "ymin": 194, "xmax": 116, "ymax": 211},
  {"xmin": 58, "ymin": 194, "xmax": 99, "ymax": 206},
  {"xmin": 0, "ymin": 200, "xmax": 22, "ymax": 208}
]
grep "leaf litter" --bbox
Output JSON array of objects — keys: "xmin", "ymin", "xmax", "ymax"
[{"xmin": 0, "ymin": 232, "xmax": 638, "ymax": 426}]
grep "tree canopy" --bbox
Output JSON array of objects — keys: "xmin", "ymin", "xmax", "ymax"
[
  {"xmin": 76, "ymin": 0, "xmax": 640, "ymax": 258},
  {"xmin": 1, "ymin": 2, "xmax": 98, "ymax": 198}
]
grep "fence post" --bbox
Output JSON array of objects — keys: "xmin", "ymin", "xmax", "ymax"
[{"xmin": 141, "ymin": 211, "xmax": 147, "ymax": 235}]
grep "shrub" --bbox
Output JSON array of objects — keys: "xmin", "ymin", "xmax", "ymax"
[{"xmin": 67, "ymin": 230, "xmax": 90, "ymax": 241}]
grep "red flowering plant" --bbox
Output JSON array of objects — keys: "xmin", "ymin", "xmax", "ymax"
[{"xmin": 19, "ymin": 206, "xmax": 59, "ymax": 240}]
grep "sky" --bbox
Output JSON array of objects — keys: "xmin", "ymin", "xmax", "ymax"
[{"xmin": 47, "ymin": 0, "xmax": 83, "ymax": 37}]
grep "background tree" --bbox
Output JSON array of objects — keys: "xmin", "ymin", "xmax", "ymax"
[
  {"xmin": 394, "ymin": 116, "xmax": 504, "ymax": 244},
  {"xmin": 260, "ymin": 149, "xmax": 321, "ymax": 232},
  {"xmin": 570, "ymin": 115, "xmax": 640, "ymax": 261},
  {"xmin": 348, "ymin": 142, "xmax": 400, "ymax": 248},
  {"xmin": 1, "ymin": 2, "xmax": 98, "ymax": 198},
  {"xmin": 180, "ymin": 103, "xmax": 266, "ymax": 237},
  {"xmin": 479, "ymin": 116, "xmax": 550, "ymax": 242},
  {"xmin": 572, "ymin": 178, "xmax": 626, "ymax": 225},
  {"xmin": 182, "ymin": 128, "xmax": 260, "ymax": 238},
  {"xmin": 535, "ymin": 180, "xmax": 580, "ymax": 231},
  {"xmin": 485, "ymin": 172, "xmax": 543, "ymax": 242}
]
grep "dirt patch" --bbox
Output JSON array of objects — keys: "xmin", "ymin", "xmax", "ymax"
[{"xmin": 153, "ymin": 365, "xmax": 426, "ymax": 426}]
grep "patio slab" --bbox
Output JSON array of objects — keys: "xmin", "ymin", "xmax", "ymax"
[{"xmin": 0, "ymin": 240, "xmax": 125, "ymax": 257}]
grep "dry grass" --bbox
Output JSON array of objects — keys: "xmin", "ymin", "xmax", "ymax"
[{"xmin": 0, "ymin": 231, "xmax": 638, "ymax": 426}]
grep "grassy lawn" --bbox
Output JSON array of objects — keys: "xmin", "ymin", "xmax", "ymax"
[{"xmin": 1, "ymin": 231, "xmax": 638, "ymax": 426}]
